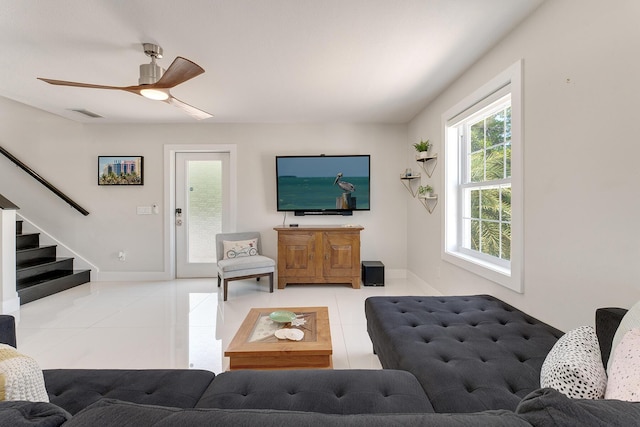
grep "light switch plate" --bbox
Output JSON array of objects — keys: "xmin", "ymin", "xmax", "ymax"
[{"xmin": 137, "ymin": 206, "xmax": 152, "ymax": 215}]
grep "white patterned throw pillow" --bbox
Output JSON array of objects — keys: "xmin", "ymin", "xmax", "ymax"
[
  {"xmin": 605, "ymin": 328, "xmax": 640, "ymax": 401},
  {"xmin": 540, "ymin": 325, "xmax": 607, "ymax": 399},
  {"xmin": 0, "ymin": 344, "xmax": 49, "ymax": 402},
  {"xmin": 223, "ymin": 238, "xmax": 259, "ymax": 259},
  {"xmin": 607, "ymin": 299, "xmax": 640, "ymax": 372}
]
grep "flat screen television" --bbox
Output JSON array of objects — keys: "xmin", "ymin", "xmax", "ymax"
[{"xmin": 276, "ymin": 155, "xmax": 370, "ymax": 215}]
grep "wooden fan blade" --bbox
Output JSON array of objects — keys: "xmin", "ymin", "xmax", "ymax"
[
  {"xmin": 155, "ymin": 57, "xmax": 205, "ymax": 88},
  {"xmin": 165, "ymin": 95, "xmax": 212, "ymax": 120},
  {"xmin": 37, "ymin": 77, "xmax": 129, "ymax": 90}
]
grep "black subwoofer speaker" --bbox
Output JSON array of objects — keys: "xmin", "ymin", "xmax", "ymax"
[{"xmin": 361, "ymin": 261, "xmax": 384, "ymax": 286}]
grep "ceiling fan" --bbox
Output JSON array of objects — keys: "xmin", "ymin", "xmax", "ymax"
[{"xmin": 38, "ymin": 43, "xmax": 212, "ymax": 120}]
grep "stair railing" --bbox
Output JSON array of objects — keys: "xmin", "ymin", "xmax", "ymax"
[
  {"xmin": 0, "ymin": 194, "xmax": 19, "ymax": 210},
  {"xmin": 0, "ymin": 146, "xmax": 89, "ymax": 216}
]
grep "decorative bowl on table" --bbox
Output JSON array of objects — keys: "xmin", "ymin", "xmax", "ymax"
[{"xmin": 269, "ymin": 310, "xmax": 297, "ymax": 323}]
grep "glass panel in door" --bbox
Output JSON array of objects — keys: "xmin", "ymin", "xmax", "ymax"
[{"xmin": 176, "ymin": 152, "xmax": 229, "ymax": 277}]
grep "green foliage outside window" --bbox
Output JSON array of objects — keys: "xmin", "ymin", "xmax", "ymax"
[{"xmin": 467, "ymin": 106, "xmax": 511, "ymax": 261}]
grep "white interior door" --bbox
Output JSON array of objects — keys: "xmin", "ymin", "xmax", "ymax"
[{"xmin": 175, "ymin": 152, "xmax": 230, "ymax": 278}]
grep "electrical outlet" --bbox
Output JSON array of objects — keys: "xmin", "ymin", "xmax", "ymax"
[{"xmin": 118, "ymin": 251, "xmax": 126, "ymax": 262}]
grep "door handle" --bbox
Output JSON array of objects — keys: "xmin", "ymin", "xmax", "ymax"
[{"xmin": 175, "ymin": 208, "xmax": 183, "ymax": 226}]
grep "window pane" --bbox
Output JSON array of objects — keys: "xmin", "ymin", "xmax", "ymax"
[
  {"xmin": 501, "ymin": 223, "xmax": 511, "ymax": 261},
  {"xmin": 470, "ymin": 121, "xmax": 484, "ymax": 152},
  {"xmin": 481, "ymin": 188, "xmax": 500, "ymax": 221},
  {"xmin": 470, "ymin": 151, "xmax": 484, "ymax": 182},
  {"xmin": 485, "ymin": 111, "xmax": 504, "ymax": 148},
  {"xmin": 470, "ymin": 189, "xmax": 480, "ymax": 219},
  {"xmin": 481, "ymin": 221, "xmax": 500, "ymax": 257},
  {"xmin": 485, "ymin": 146, "xmax": 505, "ymax": 181},
  {"xmin": 470, "ymin": 219, "xmax": 480, "ymax": 251},
  {"xmin": 501, "ymin": 186, "xmax": 511, "ymax": 221}
]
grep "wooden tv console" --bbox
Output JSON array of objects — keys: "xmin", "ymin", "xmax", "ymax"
[{"xmin": 274, "ymin": 225, "xmax": 364, "ymax": 289}]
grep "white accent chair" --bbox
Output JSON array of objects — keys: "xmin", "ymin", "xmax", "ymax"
[{"xmin": 216, "ymin": 232, "xmax": 275, "ymax": 301}]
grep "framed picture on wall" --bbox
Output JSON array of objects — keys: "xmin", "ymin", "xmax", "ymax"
[{"xmin": 98, "ymin": 156, "xmax": 144, "ymax": 185}]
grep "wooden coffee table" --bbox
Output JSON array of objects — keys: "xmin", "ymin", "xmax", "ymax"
[{"xmin": 225, "ymin": 306, "xmax": 332, "ymax": 370}]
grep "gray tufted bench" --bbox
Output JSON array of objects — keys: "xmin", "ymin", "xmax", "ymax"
[{"xmin": 365, "ymin": 294, "xmax": 564, "ymax": 413}]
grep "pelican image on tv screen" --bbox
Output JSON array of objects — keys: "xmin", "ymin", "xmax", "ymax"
[{"xmin": 275, "ymin": 155, "xmax": 370, "ymax": 215}]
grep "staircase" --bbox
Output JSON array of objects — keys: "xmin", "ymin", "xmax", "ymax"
[{"xmin": 16, "ymin": 220, "xmax": 90, "ymax": 304}]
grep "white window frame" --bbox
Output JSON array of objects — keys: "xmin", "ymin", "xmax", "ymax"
[{"xmin": 441, "ymin": 60, "xmax": 523, "ymax": 293}]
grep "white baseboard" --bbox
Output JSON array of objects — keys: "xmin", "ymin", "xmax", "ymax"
[
  {"xmin": 1, "ymin": 296, "xmax": 20, "ymax": 315},
  {"xmin": 96, "ymin": 268, "xmax": 439, "ymax": 294},
  {"xmin": 385, "ymin": 268, "xmax": 406, "ymax": 279},
  {"xmin": 406, "ymin": 270, "xmax": 442, "ymax": 295},
  {"xmin": 96, "ymin": 271, "xmax": 173, "ymax": 282}
]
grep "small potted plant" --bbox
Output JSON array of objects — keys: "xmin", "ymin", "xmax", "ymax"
[
  {"xmin": 413, "ymin": 139, "xmax": 431, "ymax": 159},
  {"xmin": 418, "ymin": 185, "xmax": 433, "ymax": 198}
]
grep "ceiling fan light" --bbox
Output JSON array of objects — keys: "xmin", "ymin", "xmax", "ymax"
[{"xmin": 140, "ymin": 88, "xmax": 169, "ymax": 101}]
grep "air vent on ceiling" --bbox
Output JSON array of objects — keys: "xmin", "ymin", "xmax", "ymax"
[{"xmin": 69, "ymin": 109, "xmax": 104, "ymax": 119}]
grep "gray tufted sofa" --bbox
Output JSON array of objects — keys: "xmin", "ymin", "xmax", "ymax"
[
  {"xmin": 2, "ymin": 298, "xmax": 640, "ymax": 426},
  {"xmin": 41, "ymin": 367, "xmax": 433, "ymax": 417}
]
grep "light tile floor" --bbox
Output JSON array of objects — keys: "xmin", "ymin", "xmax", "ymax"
[{"xmin": 12, "ymin": 276, "xmax": 439, "ymax": 373}]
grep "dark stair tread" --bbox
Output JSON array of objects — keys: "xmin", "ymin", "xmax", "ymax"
[
  {"xmin": 16, "ymin": 244, "xmax": 42, "ymax": 250},
  {"xmin": 16, "ymin": 245, "xmax": 57, "ymax": 266},
  {"xmin": 16, "ymin": 232, "xmax": 39, "ymax": 238},
  {"xmin": 17, "ymin": 269, "xmax": 80, "ymax": 289},
  {"xmin": 16, "ymin": 257, "xmax": 73, "ymax": 271},
  {"xmin": 18, "ymin": 270, "xmax": 90, "ymax": 305},
  {"xmin": 16, "ymin": 245, "xmax": 56, "ymax": 254},
  {"xmin": 16, "ymin": 233, "xmax": 40, "ymax": 250},
  {"xmin": 16, "ymin": 245, "xmax": 41, "ymax": 251},
  {"xmin": 16, "ymin": 258, "xmax": 75, "ymax": 285}
]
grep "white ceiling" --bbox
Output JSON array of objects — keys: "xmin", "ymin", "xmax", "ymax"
[{"xmin": 0, "ymin": 0, "xmax": 544, "ymax": 124}]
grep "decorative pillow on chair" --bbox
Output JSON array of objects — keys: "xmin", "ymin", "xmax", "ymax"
[
  {"xmin": 540, "ymin": 325, "xmax": 607, "ymax": 399},
  {"xmin": 223, "ymin": 238, "xmax": 259, "ymax": 259},
  {"xmin": 0, "ymin": 344, "xmax": 49, "ymax": 402},
  {"xmin": 605, "ymin": 328, "xmax": 640, "ymax": 401}
]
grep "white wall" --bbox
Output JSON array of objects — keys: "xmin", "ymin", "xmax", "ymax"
[
  {"xmin": 407, "ymin": 0, "xmax": 640, "ymax": 331},
  {"xmin": 7, "ymin": 0, "xmax": 635, "ymax": 332},
  {"xmin": 0, "ymin": 96, "xmax": 408, "ymax": 277}
]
